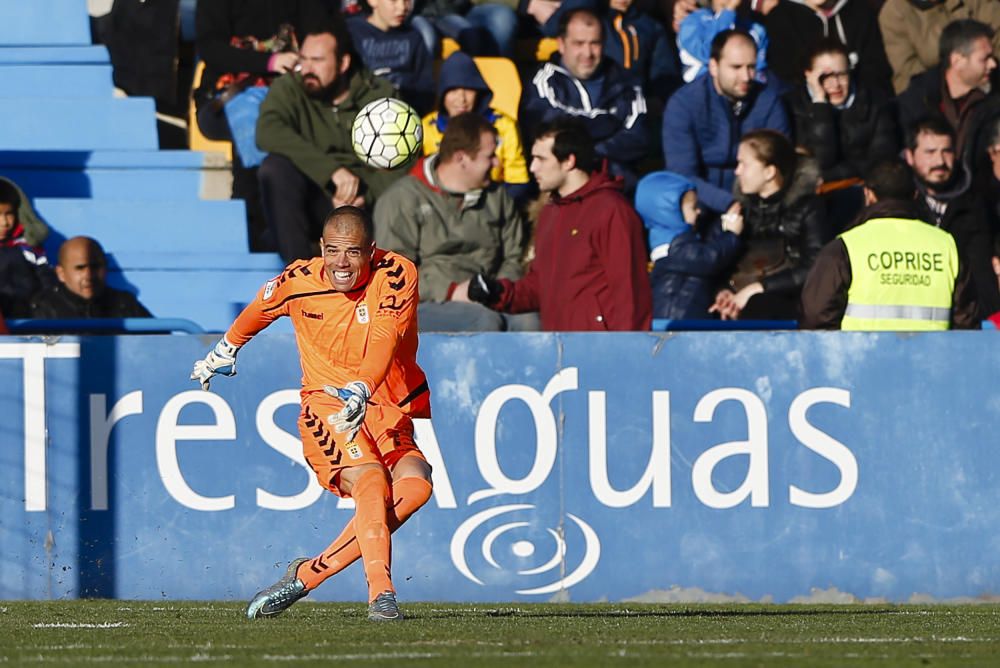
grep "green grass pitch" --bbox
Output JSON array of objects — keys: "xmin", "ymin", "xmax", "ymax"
[{"xmin": 2, "ymin": 601, "xmax": 999, "ymax": 666}]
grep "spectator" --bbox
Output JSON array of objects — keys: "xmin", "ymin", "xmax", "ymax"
[
  {"xmin": 0, "ymin": 177, "xmax": 47, "ymax": 251},
  {"xmin": 30, "ymin": 237, "xmax": 152, "ymax": 319},
  {"xmin": 195, "ymin": 0, "xmax": 330, "ymax": 252},
  {"xmin": 421, "ymin": 52, "xmax": 531, "ymax": 204},
  {"xmin": 897, "ymin": 19, "xmax": 1000, "ymax": 165},
  {"xmin": 463, "ymin": 119, "xmax": 652, "ymax": 330},
  {"xmin": 794, "ymin": 0, "xmax": 893, "ymax": 96},
  {"xmin": 0, "ymin": 180, "xmax": 47, "ymax": 268},
  {"xmin": 635, "ymin": 170, "xmax": 745, "ymax": 319},
  {"xmin": 410, "ymin": 1, "xmax": 520, "ymax": 58},
  {"xmin": 520, "ymin": 7, "xmax": 650, "ymax": 184},
  {"xmin": 677, "ymin": 0, "xmax": 768, "ymax": 84},
  {"xmin": 879, "ymin": 0, "xmax": 1000, "ymax": 94},
  {"xmin": 904, "ymin": 117, "xmax": 1000, "ymax": 316},
  {"xmin": 784, "ymin": 39, "xmax": 898, "ymax": 184},
  {"xmin": 976, "ymin": 115, "xmax": 1000, "ymax": 241},
  {"xmin": 663, "ymin": 29, "xmax": 790, "ymax": 214},
  {"xmin": 603, "ymin": 0, "xmax": 680, "ymax": 108},
  {"xmin": 374, "ymin": 113, "xmax": 533, "ymax": 331},
  {"xmin": 0, "ymin": 180, "xmax": 53, "ymax": 319},
  {"xmin": 750, "ymin": 0, "xmax": 820, "ymax": 87},
  {"xmin": 800, "ymin": 159, "xmax": 979, "ymax": 329},
  {"xmin": 347, "ymin": 0, "xmax": 434, "ymax": 113},
  {"xmin": 711, "ymin": 129, "xmax": 828, "ymax": 320},
  {"xmin": 256, "ymin": 19, "xmax": 408, "ymax": 262}
]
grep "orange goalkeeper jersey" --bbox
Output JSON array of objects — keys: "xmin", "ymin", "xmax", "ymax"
[{"xmin": 226, "ymin": 249, "xmax": 430, "ymax": 418}]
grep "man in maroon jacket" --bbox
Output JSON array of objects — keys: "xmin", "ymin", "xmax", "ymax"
[{"xmin": 464, "ymin": 118, "xmax": 652, "ymax": 331}]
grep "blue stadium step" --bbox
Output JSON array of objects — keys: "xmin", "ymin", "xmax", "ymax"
[
  {"xmin": 0, "ymin": 0, "xmax": 92, "ymax": 46},
  {"xmin": 0, "ymin": 98, "xmax": 158, "ymax": 150},
  {"xmin": 34, "ymin": 198, "xmax": 250, "ymax": 254},
  {"xmin": 0, "ymin": 45, "xmax": 110, "ymax": 64},
  {"xmin": 1, "ymin": 64, "xmax": 114, "ymax": 97},
  {"xmin": 105, "ymin": 252, "xmax": 289, "ymax": 332},
  {"xmin": 3, "ymin": 166, "xmax": 207, "ymax": 199},
  {"xmin": 1, "ymin": 150, "xmax": 222, "ymax": 199},
  {"xmin": 0, "ymin": 150, "xmax": 210, "ymax": 169}
]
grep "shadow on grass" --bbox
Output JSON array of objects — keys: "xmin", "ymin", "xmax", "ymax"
[{"xmin": 409, "ymin": 606, "xmax": 904, "ymax": 621}]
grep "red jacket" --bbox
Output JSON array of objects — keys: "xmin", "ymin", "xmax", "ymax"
[{"xmin": 495, "ymin": 171, "xmax": 652, "ymax": 331}]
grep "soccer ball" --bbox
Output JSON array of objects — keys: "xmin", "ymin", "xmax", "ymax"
[{"xmin": 351, "ymin": 97, "xmax": 423, "ymax": 170}]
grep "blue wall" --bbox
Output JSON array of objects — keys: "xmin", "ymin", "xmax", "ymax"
[{"xmin": 2, "ymin": 332, "xmax": 998, "ymax": 603}]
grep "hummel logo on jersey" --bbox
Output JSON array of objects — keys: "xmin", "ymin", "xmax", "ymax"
[{"xmin": 301, "ymin": 310, "xmax": 324, "ymax": 320}]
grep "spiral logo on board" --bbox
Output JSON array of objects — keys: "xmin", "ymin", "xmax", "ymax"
[{"xmin": 449, "ymin": 504, "xmax": 601, "ymax": 595}]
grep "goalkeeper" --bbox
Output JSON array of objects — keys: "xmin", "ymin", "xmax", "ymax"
[{"xmin": 191, "ymin": 206, "xmax": 432, "ymax": 622}]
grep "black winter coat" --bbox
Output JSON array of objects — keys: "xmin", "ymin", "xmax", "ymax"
[
  {"xmin": 30, "ymin": 284, "xmax": 153, "ymax": 320},
  {"xmin": 731, "ymin": 157, "xmax": 831, "ymax": 295},
  {"xmin": 785, "ymin": 84, "xmax": 899, "ymax": 182},
  {"xmin": 916, "ymin": 178, "xmax": 1000, "ymax": 318},
  {"xmin": 896, "ymin": 66, "xmax": 1000, "ymax": 165}
]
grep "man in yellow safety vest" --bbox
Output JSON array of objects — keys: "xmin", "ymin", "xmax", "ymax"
[{"xmin": 799, "ymin": 159, "xmax": 979, "ymax": 330}]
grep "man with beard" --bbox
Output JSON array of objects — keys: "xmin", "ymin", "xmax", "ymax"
[
  {"xmin": 905, "ymin": 116, "xmax": 1000, "ymax": 316},
  {"xmin": 897, "ymin": 19, "xmax": 999, "ymax": 164},
  {"xmin": 256, "ymin": 19, "xmax": 408, "ymax": 262},
  {"xmin": 662, "ymin": 28, "xmax": 789, "ymax": 214}
]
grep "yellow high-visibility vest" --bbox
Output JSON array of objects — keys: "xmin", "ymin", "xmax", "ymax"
[{"xmin": 839, "ymin": 217, "xmax": 958, "ymax": 331}]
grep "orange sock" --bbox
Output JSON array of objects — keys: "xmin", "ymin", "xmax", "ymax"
[
  {"xmin": 349, "ymin": 468, "xmax": 393, "ymax": 600},
  {"xmin": 297, "ymin": 477, "xmax": 433, "ymax": 591}
]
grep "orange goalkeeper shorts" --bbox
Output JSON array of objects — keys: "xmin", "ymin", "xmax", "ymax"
[{"xmin": 298, "ymin": 390, "xmax": 424, "ymax": 497}]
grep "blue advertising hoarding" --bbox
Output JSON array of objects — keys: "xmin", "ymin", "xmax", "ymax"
[{"xmin": 1, "ymin": 331, "xmax": 998, "ymax": 603}]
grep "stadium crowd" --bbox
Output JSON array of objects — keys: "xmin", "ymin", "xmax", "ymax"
[{"xmin": 5, "ymin": 0, "xmax": 1000, "ymax": 332}]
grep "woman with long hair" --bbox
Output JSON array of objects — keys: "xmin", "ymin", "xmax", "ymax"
[{"xmin": 711, "ymin": 129, "xmax": 830, "ymax": 320}]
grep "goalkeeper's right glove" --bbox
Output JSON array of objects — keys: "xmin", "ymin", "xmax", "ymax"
[
  {"xmin": 190, "ymin": 337, "xmax": 239, "ymax": 391},
  {"xmin": 467, "ymin": 273, "xmax": 503, "ymax": 306}
]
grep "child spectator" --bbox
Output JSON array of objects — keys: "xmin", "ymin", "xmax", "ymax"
[
  {"xmin": 678, "ymin": 0, "xmax": 768, "ymax": 83},
  {"xmin": 348, "ymin": 0, "xmax": 435, "ymax": 113},
  {"xmin": 0, "ymin": 181, "xmax": 53, "ymax": 319},
  {"xmin": 603, "ymin": 0, "xmax": 681, "ymax": 108},
  {"xmin": 635, "ymin": 171, "xmax": 744, "ymax": 319},
  {"xmin": 422, "ymin": 52, "xmax": 530, "ymax": 203},
  {"xmin": 0, "ymin": 180, "xmax": 47, "ymax": 267}
]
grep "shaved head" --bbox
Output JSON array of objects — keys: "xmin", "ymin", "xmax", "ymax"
[
  {"xmin": 323, "ymin": 206, "xmax": 373, "ymax": 246},
  {"xmin": 56, "ymin": 236, "xmax": 107, "ymax": 300}
]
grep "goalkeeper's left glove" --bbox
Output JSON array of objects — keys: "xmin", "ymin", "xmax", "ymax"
[
  {"xmin": 324, "ymin": 380, "xmax": 372, "ymax": 441},
  {"xmin": 190, "ymin": 337, "xmax": 239, "ymax": 391},
  {"xmin": 467, "ymin": 272, "xmax": 503, "ymax": 306}
]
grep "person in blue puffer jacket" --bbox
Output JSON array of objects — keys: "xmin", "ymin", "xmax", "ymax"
[{"xmin": 635, "ymin": 171, "xmax": 745, "ymax": 320}]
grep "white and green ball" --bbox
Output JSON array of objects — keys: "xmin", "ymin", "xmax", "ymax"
[{"xmin": 351, "ymin": 97, "xmax": 423, "ymax": 170}]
